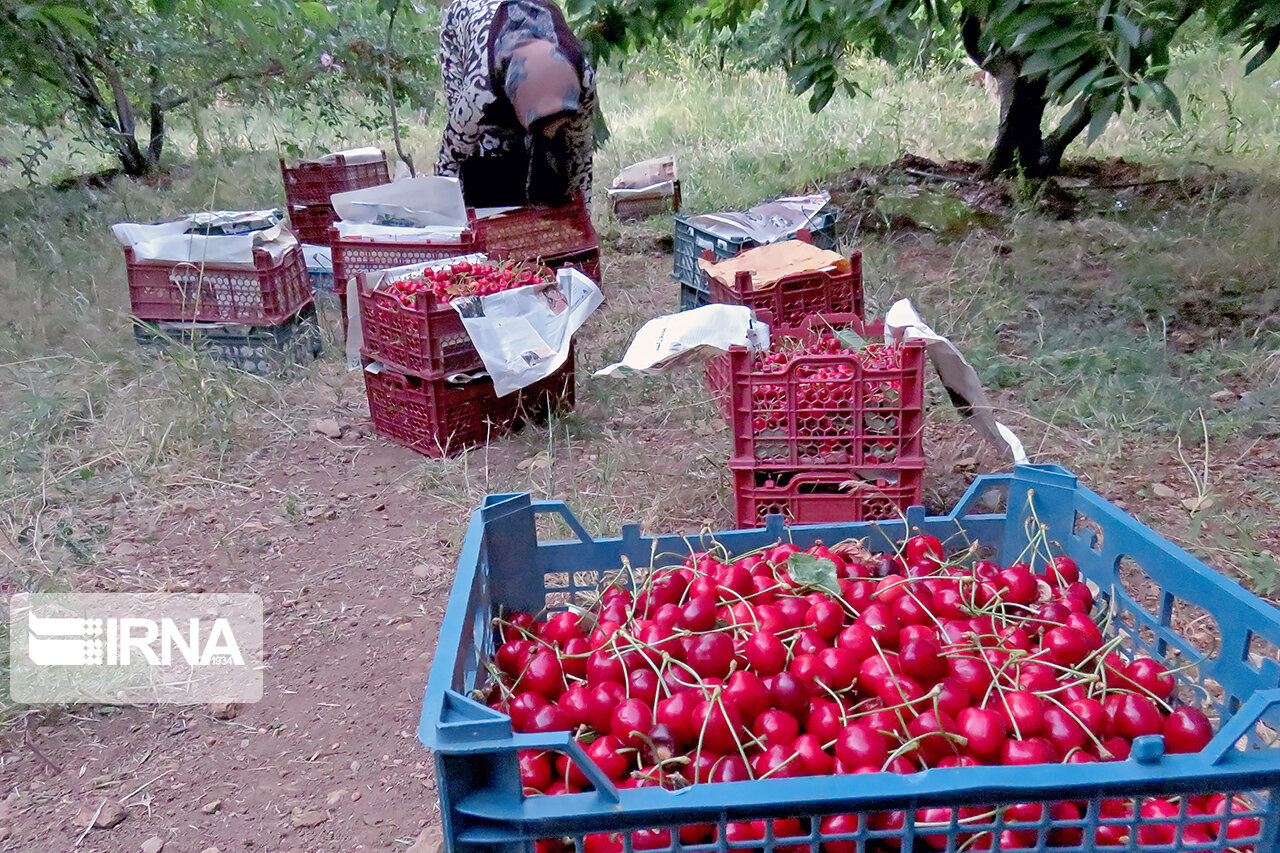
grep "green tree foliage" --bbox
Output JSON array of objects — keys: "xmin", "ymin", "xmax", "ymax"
[
  {"xmin": 573, "ymin": 0, "xmax": 1280, "ymax": 177},
  {"xmin": 0, "ymin": 0, "xmax": 437, "ymax": 177}
]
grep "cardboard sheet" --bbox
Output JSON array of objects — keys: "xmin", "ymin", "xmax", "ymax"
[
  {"xmin": 611, "ymin": 156, "xmax": 678, "ymax": 188},
  {"xmin": 698, "ymin": 240, "xmax": 846, "ymax": 291}
]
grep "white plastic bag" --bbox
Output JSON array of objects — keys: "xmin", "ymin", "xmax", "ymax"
[
  {"xmin": 330, "ymin": 175, "xmax": 468, "ymax": 228},
  {"xmin": 112, "ymin": 211, "xmax": 288, "ymax": 265}
]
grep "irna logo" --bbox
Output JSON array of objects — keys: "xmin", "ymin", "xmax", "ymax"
[
  {"xmin": 26, "ymin": 612, "xmax": 245, "ymax": 667},
  {"xmin": 9, "ymin": 593, "xmax": 263, "ymax": 704}
]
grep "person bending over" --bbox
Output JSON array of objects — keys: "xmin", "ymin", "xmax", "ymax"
[{"xmin": 436, "ymin": 0, "xmax": 596, "ymax": 209}]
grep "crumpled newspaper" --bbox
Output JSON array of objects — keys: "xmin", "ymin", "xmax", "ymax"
[
  {"xmin": 686, "ymin": 193, "xmax": 830, "ymax": 245},
  {"xmin": 884, "ymin": 298, "xmax": 1028, "ymax": 464},
  {"xmin": 595, "ymin": 305, "xmax": 769, "ymax": 377},
  {"xmin": 453, "ymin": 267, "xmax": 603, "ymax": 397}
]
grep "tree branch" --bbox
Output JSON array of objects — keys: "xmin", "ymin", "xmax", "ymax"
[
  {"xmin": 148, "ymin": 66, "xmax": 164, "ymax": 165},
  {"xmin": 960, "ymin": 12, "xmax": 988, "ymax": 69},
  {"xmin": 92, "ymin": 52, "xmax": 135, "ymax": 136},
  {"xmin": 384, "ymin": 2, "xmax": 415, "ymax": 177},
  {"xmin": 156, "ymin": 50, "xmax": 302, "ymax": 112},
  {"xmin": 1041, "ymin": 96, "xmax": 1094, "ymax": 173},
  {"xmin": 158, "ymin": 69, "xmax": 260, "ymax": 111}
]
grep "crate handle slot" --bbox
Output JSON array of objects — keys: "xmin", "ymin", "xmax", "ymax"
[
  {"xmin": 1206, "ymin": 689, "xmax": 1280, "ymax": 764},
  {"xmin": 530, "ymin": 501, "xmax": 594, "ymax": 544},
  {"xmin": 437, "ymin": 689, "xmax": 514, "ymax": 743}
]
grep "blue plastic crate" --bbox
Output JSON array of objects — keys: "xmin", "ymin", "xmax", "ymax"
[
  {"xmin": 673, "ymin": 207, "xmax": 839, "ymax": 302},
  {"xmin": 419, "ymin": 464, "xmax": 1280, "ymax": 853}
]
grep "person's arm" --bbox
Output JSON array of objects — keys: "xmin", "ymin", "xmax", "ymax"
[
  {"xmin": 436, "ymin": 3, "xmax": 483, "ymax": 177},
  {"xmin": 563, "ymin": 60, "xmax": 597, "ymax": 205}
]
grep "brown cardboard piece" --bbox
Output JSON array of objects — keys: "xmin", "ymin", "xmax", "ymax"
[
  {"xmin": 697, "ymin": 240, "xmax": 847, "ymax": 291},
  {"xmin": 610, "ymin": 156, "xmax": 678, "ymax": 188}
]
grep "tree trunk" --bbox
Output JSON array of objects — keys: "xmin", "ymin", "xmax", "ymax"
[
  {"xmin": 384, "ymin": 3, "xmax": 415, "ymax": 177},
  {"xmin": 1040, "ymin": 97, "xmax": 1094, "ymax": 176},
  {"xmin": 146, "ymin": 67, "xmax": 165, "ymax": 169},
  {"xmin": 981, "ymin": 64, "xmax": 1049, "ymax": 179},
  {"xmin": 113, "ymin": 132, "xmax": 150, "ymax": 177}
]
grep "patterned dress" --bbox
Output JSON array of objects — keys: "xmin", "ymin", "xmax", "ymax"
[{"xmin": 435, "ymin": 0, "xmax": 597, "ymax": 208}]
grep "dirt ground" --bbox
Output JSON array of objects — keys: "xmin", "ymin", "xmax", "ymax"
[
  {"xmin": 1, "ymin": 434, "xmax": 462, "ymax": 852},
  {"xmin": 2, "ymin": 160, "xmax": 1277, "ymax": 852}
]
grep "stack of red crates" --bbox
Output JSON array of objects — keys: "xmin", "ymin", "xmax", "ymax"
[
  {"xmin": 724, "ymin": 313, "xmax": 926, "ymax": 527},
  {"xmin": 124, "ymin": 235, "xmax": 318, "ymax": 373},
  {"xmin": 699, "ymin": 241, "xmax": 926, "ymax": 526},
  {"xmin": 280, "ymin": 151, "xmax": 390, "ymax": 246},
  {"xmin": 357, "ymin": 261, "xmax": 575, "ymax": 457}
]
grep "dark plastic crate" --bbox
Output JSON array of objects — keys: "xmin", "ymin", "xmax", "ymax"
[
  {"xmin": 280, "ymin": 152, "xmax": 390, "ymax": 208},
  {"xmin": 419, "ymin": 464, "xmax": 1280, "ymax": 853},
  {"xmin": 705, "ymin": 250, "xmax": 863, "ymax": 328},
  {"xmin": 730, "ymin": 459, "xmax": 924, "ymax": 526},
  {"xmin": 673, "ymin": 205, "xmax": 839, "ymax": 298},
  {"xmin": 474, "ymin": 195, "xmax": 598, "ymax": 264},
  {"xmin": 363, "ymin": 349, "xmax": 575, "ymax": 457},
  {"xmin": 288, "ymin": 203, "xmax": 338, "ymax": 246},
  {"xmin": 125, "ymin": 242, "xmax": 312, "ymax": 326},
  {"xmin": 679, "ymin": 280, "xmax": 708, "ymax": 311},
  {"xmin": 357, "ymin": 266, "xmax": 483, "ymax": 377},
  {"xmin": 133, "ymin": 302, "xmax": 321, "ymax": 375}
]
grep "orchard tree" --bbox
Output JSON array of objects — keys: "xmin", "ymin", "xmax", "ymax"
[
  {"xmin": 770, "ymin": 0, "xmax": 1280, "ymax": 178},
  {"xmin": 567, "ymin": 0, "xmax": 1279, "ymax": 178},
  {"xmin": 0, "ymin": 1, "xmax": 319, "ymax": 176},
  {"xmin": 0, "ymin": 0, "xmax": 437, "ymax": 178}
]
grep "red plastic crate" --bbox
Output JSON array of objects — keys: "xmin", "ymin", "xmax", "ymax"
[
  {"xmin": 288, "ymin": 203, "xmax": 338, "ymax": 246},
  {"xmin": 726, "ymin": 314, "xmax": 926, "ymax": 468},
  {"xmin": 542, "ymin": 246, "xmax": 601, "ymax": 285},
  {"xmin": 730, "ymin": 460, "xmax": 924, "ymax": 526},
  {"xmin": 125, "ymin": 243, "xmax": 312, "ymax": 325},
  {"xmin": 703, "ymin": 307, "xmax": 807, "ymax": 421},
  {"xmin": 280, "ymin": 152, "xmax": 390, "ymax": 208},
  {"xmin": 705, "ymin": 249, "xmax": 863, "ymax": 328},
  {"xmin": 474, "ymin": 195, "xmax": 598, "ymax": 264},
  {"xmin": 330, "ymin": 228, "xmax": 481, "ymax": 296},
  {"xmin": 357, "ymin": 269, "xmax": 482, "ymax": 377},
  {"xmin": 704, "ymin": 312, "xmax": 880, "ymax": 421},
  {"xmin": 363, "ymin": 349, "xmax": 575, "ymax": 457}
]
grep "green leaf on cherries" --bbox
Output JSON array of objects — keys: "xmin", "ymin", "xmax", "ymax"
[
  {"xmin": 786, "ymin": 552, "xmax": 841, "ymax": 596},
  {"xmin": 834, "ymin": 329, "xmax": 866, "ymax": 351}
]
